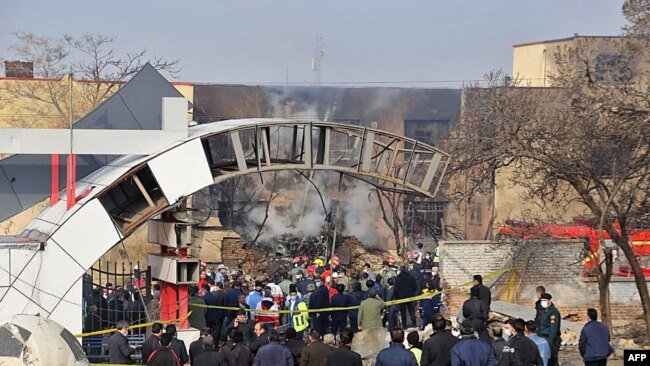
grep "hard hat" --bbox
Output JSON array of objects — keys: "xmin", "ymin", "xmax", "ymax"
[
  {"xmin": 387, "ymin": 257, "xmax": 396, "ymax": 265},
  {"xmin": 292, "ymin": 257, "xmax": 300, "ymax": 264},
  {"xmin": 331, "ymin": 272, "xmax": 339, "ymax": 279},
  {"xmin": 313, "ymin": 258, "xmax": 324, "ymax": 267},
  {"xmin": 411, "ymin": 250, "xmax": 420, "ymax": 258},
  {"xmin": 300, "ymin": 255, "xmax": 309, "ymax": 263},
  {"xmin": 329, "ymin": 255, "xmax": 340, "ymax": 266}
]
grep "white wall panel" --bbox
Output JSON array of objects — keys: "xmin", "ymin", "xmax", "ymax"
[
  {"xmin": 48, "ymin": 276, "xmax": 83, "ymax": 335},
  {"xmin": 12, "ymin": 242, "xmax": 84, "ymax": 312},
  {"xmin": 50, "ymin": 199, "xmax": 121, "ymax": 270},
  {"xmin": 0, "ymin": 250, "xmax": 8, "ymax": 287},
  {"xmin": 148, "ymin": 139, "xmax": 213, "ymax": 203},
  {"xmin": 0, "ymin": 288, "xmax": 33, "ymax": 318}
]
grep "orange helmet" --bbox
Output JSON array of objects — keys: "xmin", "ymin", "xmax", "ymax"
[
  {"xmin": 292, "ymin": 257, "xmax": 300, "ymax": 264},
  {"xmin": 300, "ymin": 255, "xmax": 310, "ymax": 263}
]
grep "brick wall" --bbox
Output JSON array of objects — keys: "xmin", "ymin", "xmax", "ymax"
[{"xmin": 439, "ymin": 240, "xmax": 649, "ymax": 322}]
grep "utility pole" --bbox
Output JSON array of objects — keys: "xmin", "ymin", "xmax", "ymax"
[{"xmin": 311, "ymin": 34, "xmax": 325, "ymax": 85}]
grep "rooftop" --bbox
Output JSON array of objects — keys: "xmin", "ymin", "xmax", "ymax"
[{"xmin": 513, "ymin": 35, "xmax": 623, "ymax": 48}]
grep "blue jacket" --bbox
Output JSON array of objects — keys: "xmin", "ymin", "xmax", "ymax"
[
  {"xmin": 246, "ymin": 291, "xmax": 263, "ymax": 320},
  {"xmin": 348, "ymin": 290, "xmax": 367, "ymax": 318},
  {"xmin": 331, "ymin": 293, "xmax": 350, "ymax": 321},
  {"xmin": 579, "ymin": 320, "xmax": 613, "ymax": 362},
  {"xmin": 203, "ymin": 291, "xmax": 222, "ymax": 324},
  {"xmin": 373, "ymin": 283, "xmax": 385, "ymax": 300},
  {"xmin": 376, "ymin": 343, "xmax": 418, "ymax": 366},
  {"xmin": 451, "ymin": 336, "xmax": 497, "ymax": 366},
  {"xmin": 309, "ymin": 285, "xmax": 331, "ymax": 310}
]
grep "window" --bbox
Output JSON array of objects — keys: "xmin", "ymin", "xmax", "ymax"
[
  {"xmin": 404, "ymin": 199, "xmax": 445, "ymax": 239},
  {"xmin": 469, "ymin": 201, "xmax": 483, "ymax": 226},
  {"xmin": 404, "ymin": 120, "xmax": 450, "ymax": 146},
  {"xmin": 595, "ymin": 54, "xmax": 633, "ymax": 84}
]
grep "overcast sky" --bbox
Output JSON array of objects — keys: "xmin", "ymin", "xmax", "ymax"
[{"xmin": 1, "ymin": 0, "xmax": 627, "ymax": 87}]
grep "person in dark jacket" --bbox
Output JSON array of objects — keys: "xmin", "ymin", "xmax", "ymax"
[
  {"xmin": 348, "ymin": 282, "xmax": 367, "ymax": 332},
  {"xmin": 191, "ymin": 336, "xmax": 224, "ymax": 366},
  {"xmin": 463, "ymin": 286, "xmax": 488, "ymax": 332},
  {"xmin": 385, "ymin": 277, "xmax": 399, "ymax": 331},
  {"xmin": 227, "ymin": 309, "xmax": 256, "ymax": 345},
  {"xmin": 189, "ymin": 327, "xmax": 211, "ymax": 365},
  {"xmin": 254, "ymin": 330, "xmax": 294, "ymax": 366},
  {"xmin": 228, "ymin": 329, "xmax": 254, "ymax": 366},
  {"xmin": 579, "ymin": 308, "xmax": 613, "ymax": 366},
  {"xmin": 188, "ymin": 286, "xmax": 207, "ymax": 330},
  {"xmin": 471, "ymin": 275, "xmax": 491, "ymax": 311},
  {"xmin": 147, "ymin": 333, "xmax": 181, "ymax": 366},
  {"xmin": 394, "ymin": 267, "xmax": 418, "ymax": 328},
  {"xmin": 376, "ymin": 328, "xmax": 418, "ymax": 366},
  {"xmin": 142, "ymin": 322, "xmax": 164, "ymax": 363},
  {"xmin": 326, "ymin": 328, "xmax": 362, "ymax": 366},
  {"xmin": 488, "ymin": 324, "xmax": 510, "ymax": 366},
  {"xmin": 250, "ymin": 321, "xmax": 271, "ymax": 354},
  {"xmin": 202, "ymin": 284, "xmax": 223, "ymax": 340},
  {"xmin": 409, "ymin": 262, "xmax": 424, "ymax": 296},
  {"xmin": 108, "ymin": 291, "xmax": 127, "ymax": 327},
  {"xmin": 301, "ymin": 329, "xmax": 332, "ymax": 366},
  {"xmin": 166, "ymin": 324, "xmax": 189, "ymax": 366},
  {"xmin": 538, "ymin": 293, "xmax": 561, "ymax": 366},
  {"xmin": 309, "ymin": 282, "xmax": 331, "ymax": 336},
  {"xmin": 285, "ymin": 327, "xmax": 306, "ymax": 366},
  {"xmin": 505, "ymin": 319, "xmax": 543, "ymax": 366},
  {"xmin": 330, "ymin": 283, "xmax": 350, "ymax": 335},
  {"xmin": 225, "ymin": 281, "xmax": 245, "ymax": 323},
  {"xmin": 450, "ymin": 320, "xmax": 497, "ymax": 366},
  {"xmin": 422, "ymin": 314, "xmax": 459, "ymax": 366},
  {"xmin": 420, "ymin": 279, "xmax": 442, "ymax": 331},
  {"xmin": 108, "ymin": 320, "xmax": 134, "ymax": 364}
]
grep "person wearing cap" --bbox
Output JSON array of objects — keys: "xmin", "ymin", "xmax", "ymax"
[
  {"xmin": 450, "ymin": 320, "xmax": 497, "ymax": 366},
  {"xmin": 538, "ymin": 293, "xmax": 561, "ymax": 366},
  {"xmin": 358, "ymin": 287, "xmax": 384, "ymax": 330},
  {"xmin": 328, "ymin": 272, "xmax": 340, "ymax": 300}
]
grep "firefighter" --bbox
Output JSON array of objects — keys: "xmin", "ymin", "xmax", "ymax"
[{"xmin": 538, "ymin": 293, "xmax": 561, "ymax": 366}]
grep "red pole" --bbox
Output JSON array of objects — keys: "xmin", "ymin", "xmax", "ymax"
[
  {"xmin": 50, "ymin": 154, "xmax": 60, "ymax": 206},
  {"xmin": 66, "ymin": 154, "xmax": 77, "ymax": 210},
  {"xmin": 179, "ymin": 284, "xmax": 189, "ymax": 329}
]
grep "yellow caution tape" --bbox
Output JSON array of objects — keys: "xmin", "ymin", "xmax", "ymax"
[
  {"xmin": 74, "ymin": 311, "xmax": 192, "ymax": 338},
  {"xmin": 189, "ymin": 267, "xmax": 515, "ymax": 314}
]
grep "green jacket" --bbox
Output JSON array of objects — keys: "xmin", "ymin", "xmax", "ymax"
[
  {"xmin": 358, "ymin": 297, "xmax": 384, "ymax": 329},
  {"xmin": 188, "ymin": 296, "xmax": 207, "ymax": 329},
  {"xmin": 539, "ymin": 304, "xmax": 561, "ymax": 343}
]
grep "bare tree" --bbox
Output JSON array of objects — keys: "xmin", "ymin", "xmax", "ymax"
[
  {"xmin": 1, "ymin": 31, "xmax": 180, "ymax": 128},
  {"xmin": 371, "ymin": 187, "xmax": 406, "ymax": 259}
]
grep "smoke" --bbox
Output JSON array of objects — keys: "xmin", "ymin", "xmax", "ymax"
[{"xmin": 340, "ymin": 183, "xmax": 393, "ymax": 249}]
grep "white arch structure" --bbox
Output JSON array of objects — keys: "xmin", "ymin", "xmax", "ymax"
[{"xmin": 0, "ymin": 118, "xmax": 450, "ymax": 334}]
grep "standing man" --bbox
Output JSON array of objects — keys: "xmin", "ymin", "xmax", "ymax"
[
  {"xmin": 309, "ymin": 279, "xmax": 331, "ymax": 336},
  {"xmin": 325, "ymin": 328, "xmax": 362, "ymax": 366},
  {"xmin": 375, "ymin": 328, "xmax": 418, "ymax": 366},
  {"xmin": 525, "ymin": 321, "xmax": 550, "ymax": 366},
  {"xmin": 166, "ymin": 324, "xmax": 189, "ymax": 366},
  {"xmin": 450, "ymin": 320, "xmax": 497, "ymax": 366},
  {"xmin": 538, "ymin": 293, "xmax": 561, "ymax": 366},
  {"xmin": 505, "ymin": 319, "xmax": 543, "ymax": 366},
  {"xmin": 108, "ymin": 320, "xmax": 134, "ymax": 364},
  {"xmin": 247, "ymin": 281, "xmax": 264, "ymax": 321},
  {"xmin": 471, "ymin": 275, "xmax": 491, "ymax": 311},
  {"xmin": 395, "ymin": 266, "xmax": 417, "ymax": 328},
  {"xmin": 421, "ymin": 314, "xmax": 458, "ymax": 366},
  {"xmin": 142, "ymin": 322, "xmax": 163, "ymax": 363},
  {"xmin": 254, "ymin": 330, "xmax": 294, "ymax": 366},
  {"xmin": 358, "ymin": 287, "xmax": 384, "ymax": 330},
  {"xmin": 463, "ymin": 286, "xmax": 489, "ymax": 334},
  {"xmin": 330, "ymin": 283, "xmax": 350, "ymax": 335},
  {"xmin": 579, "ymin": 308, "xmax": 613, "ymax": 366},
  {"xmin": 188, "ymin": 286, "xmax": 207, "ymax": 330},
  {"xmin": 301, "ymin": 329, "xmax": 331, "ymax": 366},
  {"xmin": 189, "ymin": 328, "xmax": 212, "ymax": 364},
  {"xmin": 534, "ymin": 286, "xmax": 546, "ymax": 326},
  {"xmin": 250, "ymin": 322, "xmax": 270, "ymax": 354}
]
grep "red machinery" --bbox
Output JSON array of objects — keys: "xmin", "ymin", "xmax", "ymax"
[{"xmin": 497, "ymin": 219, "xmax": 650, "ymax": 277}]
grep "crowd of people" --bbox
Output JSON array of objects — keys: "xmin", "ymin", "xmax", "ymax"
[{"xmin": 103, "ymin": 244, "xmax": 615, "ymax": 366}]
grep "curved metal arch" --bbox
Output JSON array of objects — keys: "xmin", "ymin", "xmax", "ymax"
[{"xmin": 0, "ymin": 118, "xmax": 449, "ymax": 334}]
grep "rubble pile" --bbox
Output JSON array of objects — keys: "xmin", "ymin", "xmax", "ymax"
[{"xmin": 344, "ymin": 237, "xmax": 400, "ymax": 273}]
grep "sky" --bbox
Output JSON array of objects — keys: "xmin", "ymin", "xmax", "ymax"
[{"xmin": 0, "ymin": 0, "xmax": 627, "ymax": 87}]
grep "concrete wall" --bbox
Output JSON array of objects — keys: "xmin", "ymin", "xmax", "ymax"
[{"xmin": 439, "ymin": 240, "xmax": 648, "ymax": 322}]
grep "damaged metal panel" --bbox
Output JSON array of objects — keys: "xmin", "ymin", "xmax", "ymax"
[
  {"xmin": 230, "ymin": 131, "xmax": 248, "ymax": 172},
  {"xmin": 421, "ymin": 153, "xmax": 443, "ymax": 192}
]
